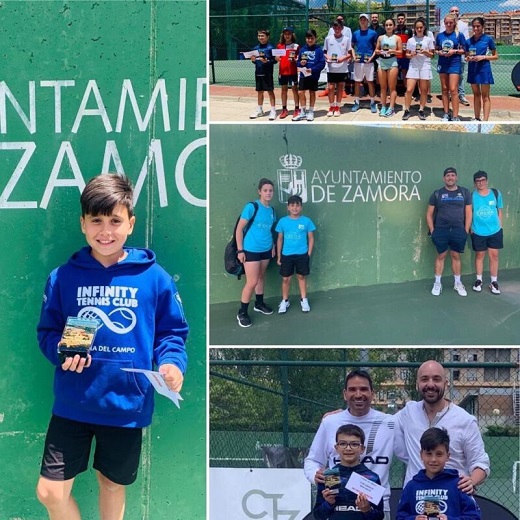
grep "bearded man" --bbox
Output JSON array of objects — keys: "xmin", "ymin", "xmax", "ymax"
[{"xmin": 394, "ymin": 360, "xmax": 489, "ymax": 494}]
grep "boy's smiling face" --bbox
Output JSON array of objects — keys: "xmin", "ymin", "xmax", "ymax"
[
  {"xmin": 288, "ymin": 202, "xmax": 302, "ymax": 217},
  {"xmin": 80, "ymin": 203, "xmax": 135, "ymax": 267},
  {"xmin": 335, "ymin": 434, "xmax": 364, "ymax": 466},
  {"xmin": 420, "ymin": 445, "xmax": 450, "ymax": 478},
  {"xmin": 257, "ymin": 32, "xmax": 269, "ymax": 44}
]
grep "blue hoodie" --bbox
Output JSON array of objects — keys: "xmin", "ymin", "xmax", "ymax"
[
  {"xmin": 37, "ymin": 246, "xmax": 189, "ymax": 428},
  {"xmin": 396, "ymin": 469, "xmax": 481, "ymax": 520}
]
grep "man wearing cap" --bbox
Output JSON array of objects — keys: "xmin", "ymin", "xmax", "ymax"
[
  {"xmin": 351, "ymin": 14, "xmax": 379, "ymax": 113},
  {"xmin": 470, "ymin": 171, "xmax": 504, "ymax": 294},
  {"xmin": 426, "ymin": 168, "xmax": 472, "ymax": 296}
]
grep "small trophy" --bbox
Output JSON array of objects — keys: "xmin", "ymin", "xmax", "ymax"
[
  {"xmin": 382, "ymin": 43, "xmax": 390, "ymax": 58},
  {"xmin": 356, "ymin": 52, "xmax": 362, "ymax": 62},
  {"xmin": 469, "ymin": 47, "xmax": 477, "ymax": 57},
  {"xmin": 364, "ymin": 53, "xmax": 371, "ymax": 62},
  {"xmin": 324, "ymin": 467, "xmax": 341, "ymax": 495},
  {"xmin": 442, "ymin": 41, "xmax": 452, "ymax": 54},
  {"xmin": 424, "ymin": 496, "xmax": 440, "ymax": 518},
  {"xmin": 416, "ymin": 42, "xmax": 423, "ymax": 53},
  {"xmin": 289, "ymin": 50, "xmax": 295, "ymax": 61},
  {"xmin": 331, "ymin": 53, "xmax": 338, "ymax": 62},
  {"xmin": 58, "ymin": 316, "xmax": 100, "ymax": 363}
]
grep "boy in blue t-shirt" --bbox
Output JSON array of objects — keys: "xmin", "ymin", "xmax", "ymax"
[
  {"xmin": 396, "ymin": 427, "xmax": 481, "ymax": 520},
  {"xmin": 314, "ymin": 424, "xmax": 384, "ymax": 520},
  {"xmin": 275, "ymin": 195, "xmax": 316, "ymax": 313},
  {"xmin": 249, "ymin": 29, "xmax": 277, "ymax": 120}
]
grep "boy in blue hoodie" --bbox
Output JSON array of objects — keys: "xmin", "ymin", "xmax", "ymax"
[
  {"xmin": 36, "ymin": 174, "xmax": 188, "ymax": 520},
  {"xmin": 396, "ymin": 427, "xmax": 481, "ymax": 520},
  {"xmin": 314, "ymin": 424, "xmax": 384, "ymax": 520},
  {"xmin": 292, "ymin": 29, "xmax": 325, "ymax": 122}
]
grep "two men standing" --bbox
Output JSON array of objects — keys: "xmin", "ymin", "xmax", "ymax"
[{"xmin": 427, "ymin": 168, "xmax": 504, "ymax": 296}]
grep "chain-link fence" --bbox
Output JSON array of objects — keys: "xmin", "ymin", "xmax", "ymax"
[
  {"xmin": 210, "ymin": 348, "xmax": 520, "ymax": 518},
  {"xmin": 209, "ymin": 1, "xmax": 520, "ymax": 96}
]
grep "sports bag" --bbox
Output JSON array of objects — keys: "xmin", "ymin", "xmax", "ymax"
[{"xmin": 224, "ymin": 202, "xmax": 259, "ymax": 279}]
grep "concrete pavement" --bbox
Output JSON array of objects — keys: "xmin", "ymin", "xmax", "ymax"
[{"xmin": 210, "ymin": 85, "xmax": 520, "ymax": 123}]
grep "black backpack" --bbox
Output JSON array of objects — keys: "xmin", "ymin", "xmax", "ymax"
[{"xmin": 224, "ymin": 202, "xmax": 259, "ymax": 279}]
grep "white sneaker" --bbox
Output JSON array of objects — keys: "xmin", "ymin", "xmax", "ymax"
[
  {"xmin": 454, "ymin": 282, "xmax": 467, "ymax": 296},
  {"xmin": 306, "ymin": 109, "xmax": 314, "ymax": 121},
  {"xmin": 489, "ymin": 281, "xmax": 501, "ymax": 294},
  {"xmin": 278, "ymin": 300, "xmax": 290, "ymax": 313},
  {"xmin": 249, "ymin": 108, "xmax": 263, "ymax": 119},
  {"xmin": 431, "ymin": 282, "xmax": 442, "ymax": 296},
  {"xmin": 300, "ymin": 298, "xmax": 310, "ymax": 312},
  {"xmin": 268, "ymin": 108, "xmax": 276, "ymax": 120}
]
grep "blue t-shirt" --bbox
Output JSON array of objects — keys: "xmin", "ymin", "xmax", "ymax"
[
  {"xmin": 297, "ymin": 44, "xmax": 326, "ymax": 80},
  {"xmin": 472, "ymin": 189, "xmax": 502, "ymax": 236},
  {"xmin": 240, "ymin": 200, "xmax": 276, "ymax": 253},
  {"xmin": 467, "ymin": 34, "xmax": 496, "ymax": 75},
  {"xmin": 275, "ymin": 215, "xmax": 316, "ymax": 255},
  {"xmin": 352, "ymin": 28, "xmax": 378, "ymax": 60},
  {"xmin": 436, "ymin": 31, "xmax": 467, "ymax": 67}
]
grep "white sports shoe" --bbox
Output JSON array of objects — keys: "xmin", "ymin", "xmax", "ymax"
[
  {"xmin": 454, "ymin": 282, "xmax": 467, "ymax": 297},
  {"xmin": 249, "ymin": 108, "xmax": 263, "ymax": 119},
  {"xmin": 300, "ymin": 298, "xmax": 311, "ymax": 312},
  {"xmin": 431, "ymin": 282, "xmax": 442, "ymax": 296},
  {"xmin": 268, "ymin": 108, "xmax": 276, "ymax": 120},
  {"xmin": 278, "ymin": 300, "xmax": 290, "ymax": 313}
]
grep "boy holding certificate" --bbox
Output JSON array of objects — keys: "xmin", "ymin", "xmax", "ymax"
[{"xmin": 314, "ymin": 425, "xmax": 384, "ymax": 519}]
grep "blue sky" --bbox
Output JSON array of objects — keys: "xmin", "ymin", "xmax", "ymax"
[{"xmin": 306, "ymin": 0, "xmax": 518, "ymax": 15}]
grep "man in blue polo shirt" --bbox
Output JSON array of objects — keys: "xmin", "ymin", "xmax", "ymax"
[{"xmin": 426, "ymin": 167, "xmax": 472, "ymax": 297}]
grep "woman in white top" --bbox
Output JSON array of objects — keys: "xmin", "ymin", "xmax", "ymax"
[
  {"xmin": 402, "ymin": 18, "xmax": 435, "ymax": 121},
  {"xmin": 375, "ymin": 18, "xmax": 402, "ymax": 118}
]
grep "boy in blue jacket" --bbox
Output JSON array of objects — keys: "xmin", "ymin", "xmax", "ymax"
[
  {"xmin": 36, "ymin": 174, "xmax": 189, "ymax": 520},
  {"xmin": 314, "ymin": 424, "xmax": 384, "ymax": 520},
  {"xmin": 293, "ymin": 29, "xmax": 325, "ymax": 121},
  {"xmin": 396, "ymin": 427, "xmax": 481, "ymax": 520}
]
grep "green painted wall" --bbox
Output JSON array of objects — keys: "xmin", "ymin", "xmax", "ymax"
[
  {"xmin": 0, "ymin": 1, "xmax": 206, "ymax": 518},
  {"xmin": 210, "ymin": 125, "xmax": 519, "ymax": 304}
]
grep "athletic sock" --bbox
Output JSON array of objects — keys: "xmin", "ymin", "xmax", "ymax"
[{"xmin": 240, "ymin": 302, "xmax": 249, "ymax": 314}]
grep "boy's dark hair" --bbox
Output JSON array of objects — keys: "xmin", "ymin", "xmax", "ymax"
[
  {"xmin": 420, "ymin": 427, "xmax": 450, "ymax": 452},
  {"xmin": 257, "ymin": 29, "xmax": 270, "ymax": 37},
  {"xmin": 258, "ymin": 178, "xmax": 274, "ymax": 190},
  {"xmin": 305, "ymin": 29, "xmax": 317, "ymax": 39},
  {"xmin": 336, "ymin": 424, "xmax": 365, "ymax": 444},
  {"xmin": 287, "ymin": 195, "xmax": 302, "ymax": 205},
  {"xmin": 344, "ymin": 369, "xmax": 374, "ymax": 391},
  {"xmin": 80, "ymin": 173, "xmax": 134, "ymax": 218},
  {"xmin": 397, "ymin": 12, "xmax": 406, "ymax": 18}
]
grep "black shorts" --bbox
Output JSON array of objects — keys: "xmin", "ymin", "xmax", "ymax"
[
  {"xmin": 279, "ymin": 74, "xmax": 298, "ymax": 86},
  {"xmin": 431, "ymin": 227, "xmax": 468, "ymax": 254},
  {"xmin": 255, "ymin": 75, "xmax": 274, "ymax": 92},
  {"xmin": 471, "ymin": 228, "xmax": 504, "ymax": 251},
  {"xmin": 40, "ymin": 415, "xmax": 143, "ymax": 485},
  {"xmin": 245, "ymin": 249, "xmax": 272, "ymax": 262},
  {"xmin": 298, "ymin": 76, "xmax": 319, "ymax": 91},
  {"xmin": 279, "ymin": 253, "xmax": 310, "ymax": 277},
  {"xmin": 327, "ymin": 72, "xmax": 346, "ymax": 84}
]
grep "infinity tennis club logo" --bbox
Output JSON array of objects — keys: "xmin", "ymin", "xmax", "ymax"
[{"xmin": 276, "ymin": 154, "xmax": 422, "ymax": 204}]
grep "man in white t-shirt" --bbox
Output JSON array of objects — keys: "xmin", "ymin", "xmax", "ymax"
[
  {"xmin": 394, "ymin": 360, "xmax": 490, "ymax": 491},
  {"xmin": 304, "ymin": 369, "xmax": 395, "ymax": 520}
]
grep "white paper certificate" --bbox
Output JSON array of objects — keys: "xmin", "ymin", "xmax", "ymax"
[
  {"xmin": 345, "ymin": 472, "xmax": 385, "ymax": 505},
  {"xmin": 121, "ymin": 368, "xmax": 183, "ymax": 408},
  {"xmin": 272, "ymin": 49, "xmax": 286, "ymax": 57},
  {"xmin": 241, "ymin": 50, "xmax": 259, "ymax": 59}
]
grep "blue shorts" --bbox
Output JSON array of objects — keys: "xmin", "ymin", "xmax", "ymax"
[
  {"xmin": 467, "ymin": 68, "xmax": 494, "ymax": 85},
  {"xmin": 431, "ymin": 227, "xmax": 467, "ymax": 254},
  {"xmin": 437, "ymin": 61, "xmax": 461, "ymax": 75},
  {"xmin": 471, "ymin": 228, "xmax": 503, "ymax": 251}
]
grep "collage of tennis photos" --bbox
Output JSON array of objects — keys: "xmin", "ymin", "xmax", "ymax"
[{"xmin": 0, "ymin": 1, "xmax": 519, "ymax": 519}]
